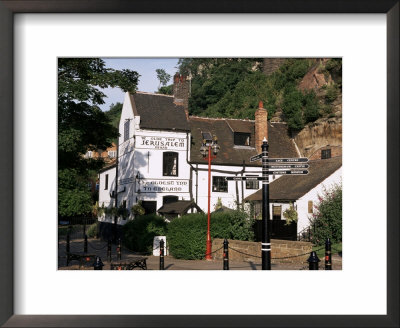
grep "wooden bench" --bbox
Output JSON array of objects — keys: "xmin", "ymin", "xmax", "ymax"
[
  {"xmin": 110, "ymin": 257, "xmax": 148, "ymax": 270},
  {"xmin": 66, "ymin": 252, "xmax": 96, "ymax": 268}
]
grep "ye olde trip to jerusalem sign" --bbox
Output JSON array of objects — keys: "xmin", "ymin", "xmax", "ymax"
[
  {"xmin": 137, "ymin": 179, "xmax": 190, "ymax": 193},
  {"xmin": 136, "ymin": 136, "xmax": 186, "ymax": 150}
]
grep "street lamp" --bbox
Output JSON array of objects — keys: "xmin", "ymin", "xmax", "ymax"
[{"xmin": 200, "ymin": 135, "xmax": 220, "ymax": 260}]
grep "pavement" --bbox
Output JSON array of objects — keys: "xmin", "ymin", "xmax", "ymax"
[{"xmin": 58, "ymin": 234, "xmax": 342, "ymax": 271}]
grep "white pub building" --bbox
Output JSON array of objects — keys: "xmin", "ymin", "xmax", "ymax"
[{"xmin": 98, "ymin": 74, "xmax": 321, "ymax": 238}]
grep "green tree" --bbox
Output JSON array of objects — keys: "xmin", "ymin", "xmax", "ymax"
[
  {"xmin": 178, "ymin": 58, "xmax": 263, "ymax": 116},
  {"xmin": 104, "ymin": 102, "xmax": 123, "ymax": 129},
  {"xmin": 157, "ymin": 84, "xmax": 173, "ymax": 95},
  {"xmin": 155, "ymin": 68, "xmax": 171, "ymax": 88},
  {"xmin": 58, "ymin": 58, "xmax": 139, "ymax": 218},
  {"xmin": 310, "ymin": 183, "xmax": 342, "ymax": 245}
]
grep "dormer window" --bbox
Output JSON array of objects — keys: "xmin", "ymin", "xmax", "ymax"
[
  {"xmin": 201, "ymin": 132, "xmax": 213, "ymax": 145},
  {"xmin": 234, "ymin": 132, "xmax": 251, "ymax": 146}
]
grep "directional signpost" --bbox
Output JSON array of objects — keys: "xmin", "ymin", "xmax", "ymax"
[{"xmin": 223, "ymin": 138, "xmax": 309, "ymax": 270}]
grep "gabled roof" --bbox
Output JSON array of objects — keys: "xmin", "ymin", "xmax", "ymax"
[
  {"xmin": 189, "ymin": 117, "xmax": 298, "ymax": 166},
  {"xmin": 244, "ymin": 156, "xmax": 342, "ymax": 201},
  {"xmin": 130, "ymin": 92, "xmax": 190, "ymax": 132},
  {"xmin": 157, "ymin": 201, "xmax": 203, "ymax": 215},
  {"xmin": 98, "ymin": 159, "xmax": 117, "ymax": 173}
]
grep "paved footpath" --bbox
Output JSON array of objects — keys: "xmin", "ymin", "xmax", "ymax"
[{"xmin": 58, "ymin": 235, "xmax": 341, "ymax": 271}]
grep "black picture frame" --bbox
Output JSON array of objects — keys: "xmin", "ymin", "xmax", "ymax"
[{"xmin": 0, "ymin": 1, "xmax": 398, "ymax": 327}]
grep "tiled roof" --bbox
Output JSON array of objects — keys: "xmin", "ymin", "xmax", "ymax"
[
  {"xmin": 131, "ymin": 92, "xmax": 190, "ymax": 131},
  {"xmin": 98, "ymin": 159, "xmax": 117, "ymax": 173},
  {"xmin": 244, "ymin": 156, "xmax": 342, "ymax": 201},
  {"xmin": 189, "ymin": 117, "xmax": 298, "ymax": 166},
  {"xmin": 157, "ymin": 201, "xmax": 203, "ymax": 215}
]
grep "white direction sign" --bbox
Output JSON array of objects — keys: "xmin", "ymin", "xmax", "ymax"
[
  {"xmin": 250, "ymin": 153, "xmax": 262, "ymax": 162},
  {"xmin": 268, "ymin": 157, "xmax": 308, "ymax": 163},
  {"xmin": 267, "ymin": 164, "xmax": 309, "ymax": 169}
]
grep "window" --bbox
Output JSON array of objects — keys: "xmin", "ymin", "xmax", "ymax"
[
  {"xmin": 108, "ymin": 150, "xmax": 116, "ymax": 158},
  {"xmin": 201, "ymin": 132, "xmax": 213, "ymax": 144},
  {"xmin": 105, "ymin": 174, "xmax": 109, "ymax": 190},
  {"xmin": 163, "ymin": 196, "xmax": 178, "ymax": 205},
  {"xmin": 308, "ymin": 201, "xmax": 313, "ymax": 214},
  {"xmin": 85, "ymin": 151, "xmax": 93, "ymax": 159},
  {"xmin": 124, "ymin": 120, "xmax": 130, "ymax": 142},
  {"xmin": 245, "ymin": 176, "xmax": 259, "ymax": 189},
  {"xmin": 122, "ymin": 200, "xmax": 127, "ymax": 208},
  {"xmin": 141, "ymin": 201, "xmax": 157, "ymax": 214},
  {"xmin": 212, "ymin": 176, "xmax": 228, "ymax": 192},
  {"xmin": 234, "ymin": 132, "xmax": 251, "ymax": 146},
  {"xmin": 273, "ymin": 205, "xmax": 282, "ymax": 220},
  {"xmin": 321, "ymin": 149, "xmax": 331, "ymax": 159},
  {"xmin": 163, "ymin": 152, "xmax": 178, "ymax": 176}
]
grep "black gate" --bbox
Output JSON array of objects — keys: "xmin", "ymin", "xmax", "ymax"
[{"xmin": 254, "ymin": 220, "xmax": 297, "ymax": 241}]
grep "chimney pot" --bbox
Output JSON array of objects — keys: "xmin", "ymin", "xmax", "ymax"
[{"xmin": 259, "ymin": 100, "xmax": 263, "ymax": 109}]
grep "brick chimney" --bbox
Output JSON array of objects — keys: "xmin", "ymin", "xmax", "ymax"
[
  {"xmin": 255, "ymin": 100, "xmax": 268, "ymax": 154},
  {"xmin": 173, "ymin": 73, "xmax": 190, "ymax": 119}
]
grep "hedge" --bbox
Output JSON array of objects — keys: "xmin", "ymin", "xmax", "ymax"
[
  {"xmin": 122, "ymin": 214, "xmax": 167, "ymax": 253},
  {"xmin": 167, "ymin": 211, "xmax": 254, "ymax": 260}
]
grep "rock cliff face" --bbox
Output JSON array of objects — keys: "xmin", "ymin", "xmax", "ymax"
[
  {"xmin": 293, "ymin": 118, "xmax": 342, "ymax": 158},
  {"xmin": 263, "ymin": 58, "xmax": 342, "ymax": 157}
]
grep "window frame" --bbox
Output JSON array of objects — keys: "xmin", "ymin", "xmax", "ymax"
[
  {"xmin": 234, "ymin": 132, "xmax": 251, "ymax": 146},
  {"xmin": 124, "ymin": 120, "xmax": 130, "ymax": 142},
  {"xmin": 245, "ymin": 175, "xmax": 259, "ymax": 190},
  {"xmin": 105, "ymin": 174, "xmax": 109, "ymax": 190},
  {"xmin": 321, "ymin": 148, "xmax": 331, "ymax": 159},
  {"xmin": 272, "ymin": 205, "xmax": 282, "ymax": 220},
  {"xmin": 163, "ymin": 151, "xmax": 179, "ymax": 177},
  {"xmin": 212, "ymin": 176, "xmax": 228, "ymax": 193}
]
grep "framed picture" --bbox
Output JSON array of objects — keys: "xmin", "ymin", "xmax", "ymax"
[{"xmin": 0, "ymin": 1, "xmax": 398, "ymax": 327}]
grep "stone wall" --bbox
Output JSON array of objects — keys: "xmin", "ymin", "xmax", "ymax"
[
  {"xmin": 293, "ymin": 119, "xmax": 342, "ymax": 158},
  {"xmin": 212, "ymin": 238, "xmax": 312, "ymax": 264}
]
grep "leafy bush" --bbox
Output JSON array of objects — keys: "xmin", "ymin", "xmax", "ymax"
[
  {"xmin": 310, "ymin": 183, "xmax": 342, "ymax": 245},
  {"xmin": 86, "ymin": 222, "xmax": 98, "ymax": 238},
  {"xmin": 303, "ymin": 90, "xmax": 320, "ymax": 123},
  {"xmin": 325, "ymin": 83, "xmax": 339, "ymax": 103},
  {"xmin": 122, "ymin": 214, "xmax": 167, "ymax": 253},
  {"xmin": 167, "ymin": 211, "xmax": 254, "ymax": 260}
]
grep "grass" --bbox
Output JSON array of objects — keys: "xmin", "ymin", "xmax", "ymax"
[{"xmin": 313, "ymin": 242, "xmax": 342, "ymax": 259}]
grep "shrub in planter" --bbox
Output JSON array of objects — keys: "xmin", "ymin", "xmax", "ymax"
[
  {"xmin": 122, "ymin": 214, "xmax": 167, "ymax": 253},
  {"xmin": 167, "ymin": 211, "xmax": 254, "ymax": 260}
]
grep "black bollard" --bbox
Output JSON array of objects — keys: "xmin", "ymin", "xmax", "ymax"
[
  {"xmin": 66, "ymin": 233, "xmax": 70, "ymax": 266},
  {"xmin": 223, "ymin": 239, "xmax": 229, "ymax": 270},
  {"xmin": 159, "ymin": 239, "xmax": 165, "ymax": 270},
  {"xmin": 93, "ymin": 256, "xmax": 104, "ymax": 270},
  {"xmin": 117, "ymin": 238, "xmax": 122, "ymax": 260},
  {"xmin": 84, "ymin": 234, "xmax": 88, "ymax": 253},
  {"xmin": 325, "ymin": 238, "xmax": 332, "ymax": 270},
  {"xmin": 307, "ymin": 251, "xmax": 320, "ymax": 270},
  {"xmin": 107, "ymin": 239, "xmax": 112, "ymax": 262}
]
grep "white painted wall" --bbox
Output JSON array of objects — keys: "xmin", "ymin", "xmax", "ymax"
[
  {"xmin": 193, "ymin": 164, "xmax": 281, "ymax": 213},
  {"xmin": 98, "ymin": 166, "xmax": 116, "ymax": 224},
  {"xmin": 129, "ymin": 129, "xmax": 192, "ymax": 212},
  {"xmin": 295, "ymin": 167, "xmax": 342, "ymax": 233}
]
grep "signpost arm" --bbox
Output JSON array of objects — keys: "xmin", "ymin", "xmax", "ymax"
[{"xmin": 262, "ymin": 138, "xmax": 271, "ymax": 270}]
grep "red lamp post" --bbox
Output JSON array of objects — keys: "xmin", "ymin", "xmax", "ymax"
[{"xmin": 200, "ymin": 135, "xmax": 220, "ymax": 260}]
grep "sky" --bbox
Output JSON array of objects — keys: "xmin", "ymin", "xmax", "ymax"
[{"xmin": 100, "ymin": 58, "xmax": 180, "ymax": 111}]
